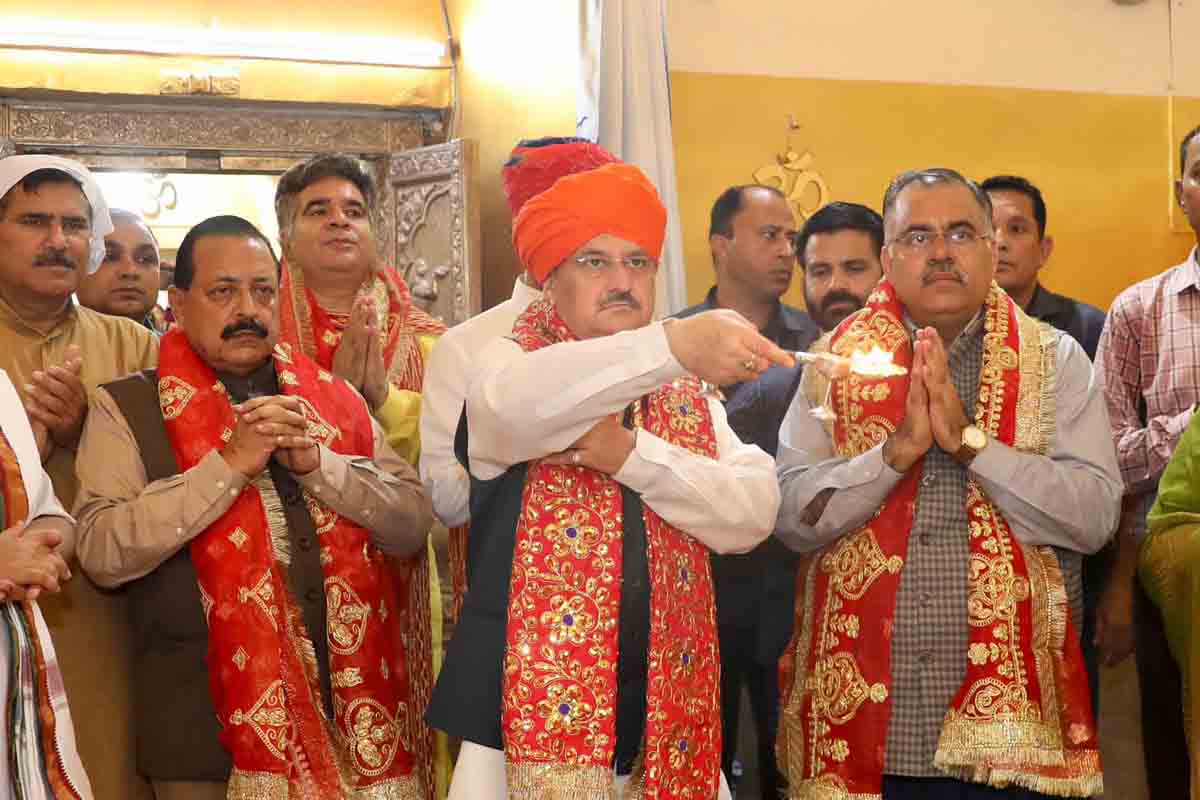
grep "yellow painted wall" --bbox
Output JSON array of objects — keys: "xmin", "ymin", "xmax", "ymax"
[
  {"xmin": 0, "ymin": 1, "xmax": 450, "ymax": 106},
  {"xmin": 446, "ymin": 0, "xmax": 578, "ymax": 308},
  {"xmin": 672, "ymin": 71, "xmax": 1200, "ymax": 313}
]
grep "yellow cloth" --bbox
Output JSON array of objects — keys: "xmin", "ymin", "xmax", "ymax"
[
  {"xmin": 370, "ymin": 330, "xmax": 450, "ymax": 797},
  {"xmin": 374, "ymin": 332, "xmax": 439, "ymax": 467},
  {"xmin": 0, "ymin": 296, "xmax": 158, "ymax": 800},
  {"xmin": 1141, "ymin": 410, "xmax": 1200, "ymax": 798}
]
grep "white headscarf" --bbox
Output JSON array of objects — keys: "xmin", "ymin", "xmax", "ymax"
[{"xmin": 0, "ymin": 155, "xmax": 113, "ymax": 274}]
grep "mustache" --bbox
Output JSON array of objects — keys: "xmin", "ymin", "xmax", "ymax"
[
  {"xmin": 221, "ymin": 318, "xmax": 269, "ymax": 339},
  {"xmin": 820, "ymin": 290, "xmax": 863, "ymax": 312},
  {"xmin": 33, "ymin": 250, "xmax": 75, "ymax": 269},
  {"xmin": 921, "ymin": 261, "xmax": 966, "ymax": 285},
  {"xmin": 597, "ymin": 290, "xmax": 640, "ymax": 310}
]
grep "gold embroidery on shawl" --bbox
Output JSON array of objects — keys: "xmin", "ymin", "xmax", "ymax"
[
  {"xmin": 239, "ymin": 571, "xmax": 279, "ymax": 630},
  {"xmin": 228, "ymin": 527, "xmax": 249, "ymax": 551},
  {"xmin": 158, "ymin": 375, "xmax": 196, "ymax": 420},
  {"xmin": 333, "ymin": 667, "xmax": 365, "ymax": 689},
  {"xmin": 505, "ymin": 763, "xmax": 617, "ymax": 800},
  {"xmin": 295, "ymin": 396, "xmax": 340, "ymax": 446},
  {"xmin": 798, "ymin": 530, "xmax": 901, "ymax": 778},
  {"xmin": 354, "ymin": 775, "xmax": 425, "ymax": 799},
  {"xmin": 346, "ymin": 697, "xmax": 404, "ymax": 776},
  {"xmin": 935, "ymin": 291, "xmax": 1099, "ymax": 792},
  {"xmin": 227, "ymin": 768, "xmax": 288, "ymax": 799},
  {"xmin": 198, "ymin": 582, "xmax": 215, "ymax": 623},
  {"xmin": 326, "ymin": 576, "xmax": 372, "ymax": 655},
  {"xmin": 781, "ymin": 555, "xmax": 820, "ymax": 789},
  {"xmin": 228, "ymin": 680, "xmax": 291, "ymax": 761}
]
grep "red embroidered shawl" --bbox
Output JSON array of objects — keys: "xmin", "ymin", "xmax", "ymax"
[
  {"xmin": 500, "ymin": 299, "xmax": 723, "ymax": 799},
  {"xmin": 157, "ymin": 329, "xmax": 422, "ymax": 799},
  {"xmin": 278, "ymin": 261, "xmax": 451, "ymax": 796},
  {"xmin": 778, "ymin": 281, "xmax": 1101, "ymax": 799}
]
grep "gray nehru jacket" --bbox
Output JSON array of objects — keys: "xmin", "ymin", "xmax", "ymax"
[{"xmin": 774, "ymin": 313, "xmax": 1122, "ymax": 777}]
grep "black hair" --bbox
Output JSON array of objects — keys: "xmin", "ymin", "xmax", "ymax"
[
  {"xmin": 108, "ymin": 208, "xmax": 160, "ymax": 248},
  {"xmin": 708, "ymin": 184, "xmax": 788, "ymax": 239},
  {"xmin": 0, "ymin": 168, "xmax": 89, "ymax": 220},
  {"xmin": 882, "ymin": 168, "xmax": 992, "ymax": 232},
  {"xmin": 1181, "ymin": 125, "xmax": 1200, "ymax": 176},
  {"xmin": 980, "ymin": 174, "xmax": 1047, "ymax": 238},
  {"xmin": 173, "ymin": 215, "xmax": 279, "ymax": 290},
  {"xmin": 794, "ymin": 202, "xmax": 884, "ymax": 268},
  {"xmin": 275, "ymin": 153, "xmax": 375, "ymax": 236}
]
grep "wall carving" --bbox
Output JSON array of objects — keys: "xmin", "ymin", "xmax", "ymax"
[
  {"xmin": 387, "ymin": 140, "xmax": 480, "ymax": 325},
  {"xmin": 4, "ymin": 103, "xmax": 417, "ymax": 154}
]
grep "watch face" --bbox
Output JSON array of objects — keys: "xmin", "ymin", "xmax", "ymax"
[{"xmin": 964, "ymin": 426, "xmax": 987, "ymax": 449}]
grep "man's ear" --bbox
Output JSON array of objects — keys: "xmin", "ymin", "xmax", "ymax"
[
  {"xmin": 1039, "ymin": 235, "xmax": 1055, "ymax": 269},
  {"xmin": 167, "ymin": 286, "xmax": 184, "ymax": 327},
  {"xmin": 709, "ymin": 234, "xmax": 729, "ymax": 269}
]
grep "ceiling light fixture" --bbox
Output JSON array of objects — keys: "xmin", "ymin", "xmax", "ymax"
[{"xmin": 0, "ymin": 17, "xmax": 448, "ymax": 69}]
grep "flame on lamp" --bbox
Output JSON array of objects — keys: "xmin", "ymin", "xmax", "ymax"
[{"xmin": 849, "ymin": 346, "xmax": 907, "ymax": 377}]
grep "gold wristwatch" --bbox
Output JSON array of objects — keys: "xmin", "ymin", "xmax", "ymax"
[{"xmin": 955, "ymin": 424, "xmax": 987, "ymax": 465}]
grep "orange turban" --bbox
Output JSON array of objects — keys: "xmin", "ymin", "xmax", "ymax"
[{"xmin": 512, "ymin": 163, "xmax": 667, "ymax": 283}]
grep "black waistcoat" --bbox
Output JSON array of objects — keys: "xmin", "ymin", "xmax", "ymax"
[
  {"xmin": 103, "ymin": 367, "xmax": 332, "ymax": 781},
  {"xmin": 425, "ymin": 410, "xmax": 652, "ymax": 774}
]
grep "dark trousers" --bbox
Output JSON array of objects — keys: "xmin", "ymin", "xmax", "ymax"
[
  {"xmin": 1079, "ymin": 546, "xmax": 1111, "ymax": 713},
  {"xmin": 1134, "ymin": 581, "xmax": 1190, "ymax": 799},
  {"xmin": 714, "ymin": 565, "xmax": 791, "ymax": 800},
  {"xmin": 881, "ymin": 776, "xmax": 1064, "ymax": 799}
]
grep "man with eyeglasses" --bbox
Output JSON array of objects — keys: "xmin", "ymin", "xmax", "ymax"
[
  {"xmin": 427, "ymin": 163, "xmax": 792, "ymax": 799},
  {"xmin": 775, "ymin": 168, "xmax": 1121, "ymax": 799}
]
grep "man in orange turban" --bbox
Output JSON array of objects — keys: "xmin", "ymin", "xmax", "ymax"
[
  {"xmin": 426, "ymin": 162, "xmax": 793, "ymax": 799},
  {"xmin": 420, "ymin": 137, "xmax": 620, "ymax": 627}
]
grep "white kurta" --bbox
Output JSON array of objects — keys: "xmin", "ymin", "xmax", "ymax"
[{"xmin": 419, "ymin": 277, "xmax": 542, "ymax": 528}]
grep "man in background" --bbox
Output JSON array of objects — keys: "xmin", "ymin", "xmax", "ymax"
[
  {"xmin": 980, "ymin": 175, "xmax": 1104, "ymax": 357},
  {"xmin": 1092, "ymin": 128, "xmax": 1200, "ymax": 799},
  {"xmin": 796, "ymin": 201, "xmax": 885, "ymax": 335},
  {"xmin": 76, "ymin": 208, "xmax": 164, "ymax": 332},
  {"xmin": 676, "ymin": 184, "xmax": 819, "ymax": 799}
]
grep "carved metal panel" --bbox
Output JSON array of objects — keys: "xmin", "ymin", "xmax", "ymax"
[
  {"xmin": 0, "ymin": 98, "xmax": 442, "ymax": 159},
  {"xmin": 385, "ymin": 139, "xmax": 480, "ymax": 326}
]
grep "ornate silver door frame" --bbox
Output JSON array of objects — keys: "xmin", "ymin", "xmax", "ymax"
[{"xmin": 0, "ymin": 95, "xmax": 480, "ymax": 324}]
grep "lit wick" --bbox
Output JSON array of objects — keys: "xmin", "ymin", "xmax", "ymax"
[{"xmin": 795, "ymin": 346, "xmax": 907, "ymax": 379}]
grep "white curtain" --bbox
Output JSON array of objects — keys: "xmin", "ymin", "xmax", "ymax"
[{"xmin": 578, "ymin": 0, "xmax": 687, "ymax": 317}]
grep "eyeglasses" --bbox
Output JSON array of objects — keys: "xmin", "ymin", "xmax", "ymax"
[
  {"xmin": 573, "ymin": 254, "xmax": 658, "ymax": 274},
  {"xmin": 888, "ymin": 229, "xmax": 993, "ymax": 253}
]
